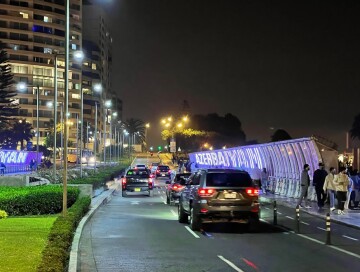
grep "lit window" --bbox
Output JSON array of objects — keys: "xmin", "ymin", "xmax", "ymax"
[
  {"xmin": 44, "ymin": 48, "xmax": 52, "ymax": 54},
  {"xmin": 71, "ymin": 44, "xmax": 77, "ymax": 50},
  {"xmin": 44, "ymin": 16, "xmax": 52, "ymax": 23},
  {"xmin": 91, "ymin": 63, "xmax": 97, "ymax": 70},
  {"xmin": 20, "ymin": 12, "xmax": 28, "ymax": 19}
]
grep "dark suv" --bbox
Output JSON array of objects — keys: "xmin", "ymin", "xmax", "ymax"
[
  {"xmin": 121, "ymin": 169, "xmax": 153, "ymax": 197},
  {"xmin": 178, "ymin": 169, "xmax": 260, "ymax": 230},
  {"xmin": 156, "ymin": 165, "xmax": 171, "ymax": 178}
]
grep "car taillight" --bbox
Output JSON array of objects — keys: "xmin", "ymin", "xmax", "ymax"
[
  {"xmin": 156, "ymin": 170, "xmax": 160, "ymax": 173},
  {"xmin": 122, "ymin": 178, "xmax": 126, "ymax": 189},
  {"xmin": 173, "ymin": 184, "xmax": 184, "ymax": 191},
  {"xmin": 168, "ymin": 170, "xmax": 171, "ymax": 173},
  {"xmin": 246, "ymin": 188, "xmax": 259, "ymax": 196},
  {"xmin": 197, "ymin": 188, "xmax": 216, "ymax": 197},
  {"xmin": 150, "ymin": 174, "xmax": 155, "ymax": 178},
  {"xmin": 148, "ymin": 178, "xmax": 153, "ymax": 188}
]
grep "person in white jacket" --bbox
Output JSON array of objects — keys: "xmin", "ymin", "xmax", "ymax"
[
  {"xmin": 323, "ymin": 167, "xmax": 336, "ymax": 212},
  {"xmin": 333, "ymin": 167, "xmax": 351, "ymax": 215}
]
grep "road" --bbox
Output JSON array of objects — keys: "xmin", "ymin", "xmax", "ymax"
[{"xmin": 78, "ymin": 157, "xmax": 360, "ymax": 271}]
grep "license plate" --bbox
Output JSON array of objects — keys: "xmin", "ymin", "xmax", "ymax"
[
  {"xmin": 135, "ymin": 188, "xmax": 141, "ymax": 192},
  {"xmin": 161, "ymin": 174, "xmax": 165, "ymax": 176},
  {"xmin": 224, "ymin": 192, "xmax": 237, "ymax": 199}
]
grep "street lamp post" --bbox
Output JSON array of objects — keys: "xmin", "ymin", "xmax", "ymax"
[
  {"xmin": 93, "ymin": 83, "xmax": 102, "ymax": 171},
  {"xmin": 103, "ymin": 100, "xmax": 112, "ymax": 165},
  {"xmin": 17, "ymin": 83, "xmax": 41, "ymax": 171}
]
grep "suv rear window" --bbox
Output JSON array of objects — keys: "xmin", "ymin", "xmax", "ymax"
[
  {"xmin": 175, "ymin": 173, "xmax": 191, "ymax": 182},
  {"xmin": 126, "ymin": 170, "xmax": 149, "ymax": 178},
  {"xmin": 158, "ymin": 166, "xmax": 169, "ymax": 170},
  {"xmin": 205, "ymin": 173, "xmax": 252, "ymax": 187}
]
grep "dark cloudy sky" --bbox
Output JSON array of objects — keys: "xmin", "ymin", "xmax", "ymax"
[{"xmin": 98, "ymin": 0, "xmax": 360, "ymax": 149}]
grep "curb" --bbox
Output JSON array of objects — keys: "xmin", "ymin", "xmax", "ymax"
[
  {"xmin": 68, "ymin": 182, "xmax": 120, "ymax": 272},
  {"xmin": 260, "ymin": 196, "xmax": 360, "ymax": 231}
]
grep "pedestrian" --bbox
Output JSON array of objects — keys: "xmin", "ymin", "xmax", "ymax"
[
  {"xmin": 351, "ymin": 169, "xmax": 360, "ymax": 208},
  {"xmin": 252, "ymin": 163, "xmax": 262, "ymax": 188},
  {"xmin": 297, "ymin": 164, "xmax": 311, "ymax": 208},
  {"xmin": 0, "ymin": 161, "xmax": 5, "ymax": 176},
  {"xmin": 323, "ymin": 167, "xmax": 336, "ymax": 212},
  {"xmin": 313, "ymin": 162, "xmax": 328, "ymax": 209},
  {"xmin": 333, "ymin": 167, "xmax": 350, "ymax": 215},
  {"xmin": 344, "ymin": 169, "xmax": 355, "ymax": 210},
  {"xmin": 261, "ymin": 168, "xmax": 269, "ymax": 194}
]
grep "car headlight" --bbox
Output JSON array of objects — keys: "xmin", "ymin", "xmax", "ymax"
[{"xmin": 88, "ymin": 157, "xmax": 95, "ymax": 163}]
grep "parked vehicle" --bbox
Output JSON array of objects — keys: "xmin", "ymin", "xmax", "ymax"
[
  {"xmin": 121, "ymin": 169, "xmax": 153, "ymax": 197},
  {"xmin": 178, "ymin": 169, "xmax": 260, "ymax": 231},
  {"xmin": 166, "ymin": 172, "xmax": 192, "ymax": 205}
]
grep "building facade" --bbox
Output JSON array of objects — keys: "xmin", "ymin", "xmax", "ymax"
[{"xmin": 0, "ymin": 0, "xmax": 83, "ymax": 147}]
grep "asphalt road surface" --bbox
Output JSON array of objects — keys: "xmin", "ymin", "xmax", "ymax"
[{"xmin": 78, "ymin": 157, "xmax": 360, "ymax": 271}]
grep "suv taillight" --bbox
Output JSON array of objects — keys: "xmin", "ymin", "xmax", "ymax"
[
  {"xmin": 198, "ymin": 188, "xmax": 216, "ymax": 197},
  {"xmin": 148, "ymin": 178, "xmax": 153, "ymax": 188},
  {"xmin": 173, "ymin": 184, "xmax": 184, "ymax": 191},
  {"xmin": 122, "ymin": 178, "xmax": 126, "ymax": 189},
  {"xmin": 246, "ymin": 188, "xmax": 259, "ymax": 196}
]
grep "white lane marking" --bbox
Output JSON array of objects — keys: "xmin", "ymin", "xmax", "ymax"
[
  {"xmin": 277, "ymin": 212, "xmax": 283, "ymax": 215},
  {"xmin": 163, "ymin": 201, "xmax": 167, "ymax": 205},
  {"xmin": 286, "ymin": 216, "xmax": 294, "ymax": 220},
  {"xmin": 160, "ymin": 196, "xmax": 164, "ymax": 199},
  {"xmin": 301, "ymin": 221, "xmax": 310, "ymax": 225},
  {"xmin": 217, "ymin": 255, "xmax": 244, "ymax": 272},
  {"xmin": 260, "ymin": 218, "xmax": 270, "ymax": 224},
  {"xmin": 328, "ymin": 245, "xmax": 360, "ymax": 259},
  {"xmin": 184, "ymin": 226, "xmax": 200, "ymax": 239},
  {"xmin": 170, "ymin": 210, "xmax": 177, "ymax": 217},
  {"xmin": 342, "ymin": 235, "xmax": 358, "ymax": 241},
  {"xmin": 297, "ymin": 234, "xmax": 324, "ymax": 245},
  {"xmin": 296, "ymin": 234, "xmax": 360, "ymax": 260},
  {"xmin": 317, "ymin": 227, "xmax": 326, "ymax": 231},
  {"xmin": 264, "ymin": 207, "xmax": 270, "ymax": 210},
  {"xmin": 130, "ymin": 201, "xmax": 140, "ymax": 205}
]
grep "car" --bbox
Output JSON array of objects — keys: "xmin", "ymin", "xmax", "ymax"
[
  {"xmin": 156, "ymin": 165, "xmax": 171, "ymax": 178},
  {"xmin": 121, "ymin": 169, "xmax": 153, "ymax": 197},
  {"xmin": 134, "ymin": 164, "xmax": 147, "ymax": 170},
  {"xmin": 165, "ymin": 172, "xmax": 192, "ymax": 205},
  {"xmin": 178, "ymin": 169, "xmax": 260, "ymax": 231}
]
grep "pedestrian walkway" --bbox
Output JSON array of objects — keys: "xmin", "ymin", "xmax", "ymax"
[{"xmin": 260, "ymin": 193, "xmax": 360, "ymax": 230}]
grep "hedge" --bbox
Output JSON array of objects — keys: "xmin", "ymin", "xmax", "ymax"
[
  {"xmin": 69, "ymin": 165, "xmax": 125, "ymax": 187},
  {"xmin": 0, "ymin": 186, "xmax": 79, "ymax": 216},
  {"xmin": 37, "ymin": 196, "xmax": 91, "ymax": 272}
]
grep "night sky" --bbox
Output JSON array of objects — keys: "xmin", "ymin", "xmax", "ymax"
[{"xmin": 98, "ymin": 0, "xmax": 360, "ymax": 149}]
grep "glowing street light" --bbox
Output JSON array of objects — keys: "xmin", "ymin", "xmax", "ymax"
[
  {"xmin": 183, "ymin": 116, "xmax": 189, "ymax": 122},
  {"xmin": 177, "ymin": 123, "xmax": 183, "ymax": 128}
]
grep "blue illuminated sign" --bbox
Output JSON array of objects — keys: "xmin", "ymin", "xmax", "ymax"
[{"xmin": 0, "ymin": 150, "xmax": 42, "ymax": 166}]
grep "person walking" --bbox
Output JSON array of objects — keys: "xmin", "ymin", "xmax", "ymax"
[
  {"xmin": 252, "ymin": 164, "xmax": 262, "ymax": 188},
  {"xmin": 323, "ymin": 167, "xmax": 336, "ymax": 212},
  {"xmin": 0, "ymin": 161, "xmax": 6, "ymax": 176},
  {"xmin": 313, "ymin": 162, "xmax": 328, "ymax": 209},
  {"xmin": 261, "ymin": 168, "xmax": 269, "ymax": 194},
  {"xmin": 297, "ymin": 164, "xmax": 311, "ymax": 208},
  {"xmin": 351, "ymin": 169, "xmax": 360, "ymax": 208},
  {"xmin": 333, "ymin": 167, "xmax": 350, "ymax": 215},
  {"xmin": 344, "ymin": 169, "xmax": 355, "ymax": 210}
]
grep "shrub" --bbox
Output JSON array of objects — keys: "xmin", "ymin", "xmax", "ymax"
[
  {"xmin": 0, "ymin": 186, "xmax": 80, "ymax": 216},
  {"xmin": 0, "ymin": 210, "xmax": 7, "ymax": 219},
  {"xmin": 37, "ymin": 196, "xmax": 91, "ymax": 272}
]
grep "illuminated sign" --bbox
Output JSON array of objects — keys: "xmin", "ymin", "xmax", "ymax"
[
  {"xmin": 0, "ymin": 150, "xmax": 42, "ymax": 166},
  {"xmin": 189, "ymin": 147, "xmax": 263, "ymax": 170}
]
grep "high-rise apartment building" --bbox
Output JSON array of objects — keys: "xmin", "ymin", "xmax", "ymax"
[{"xmin": 0, "ymin": 0, "xmax": 83, "ymax": 146}]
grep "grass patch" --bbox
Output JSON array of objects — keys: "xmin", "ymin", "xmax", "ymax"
[{"xmin": 0, "ymin": 216, "xmax": 57, "ymax": 272}]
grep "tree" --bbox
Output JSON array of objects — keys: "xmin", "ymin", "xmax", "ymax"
[
  {"xmin": 0, "ymin": 43, "xmax": 18, "ymax": 129},
  {"xmin": 12, "ymin": 119, "xmax": 33, "ymax": 150},
  {"xmin": 122, "ymin": 118, "xmax": 146, "ymax": 144},
  {"xmin": 350, "ymin": 113, "xmax": 360, "ymax": 141},
  {"xmin": 271, "ymin": 129, "xmax": 292, "ymax": 142}
]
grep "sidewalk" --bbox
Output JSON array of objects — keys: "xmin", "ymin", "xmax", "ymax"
[
  {"xmin": 68, "ymin": 180, "xmax": 120, "ymax": 272},
  {"xmin": 260, "ymin": 193, "xmax": 360, "ymax": 230}
]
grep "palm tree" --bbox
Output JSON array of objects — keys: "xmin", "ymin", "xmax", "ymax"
[
  {"xmin": 12, "ymin": 119, "xmax": 33, "ymax": 150},
  {"xmin": 350, "ymin": 113, "xmax": 360, "ymax": 141},
  {"xmin": 122, "ymin": 118, "xmax": 146, "ymax": 144}
]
